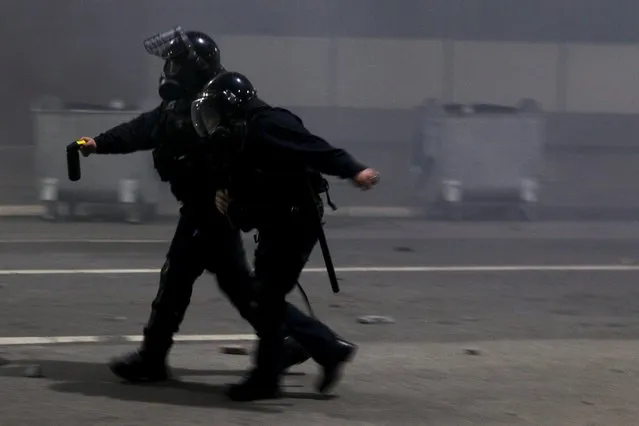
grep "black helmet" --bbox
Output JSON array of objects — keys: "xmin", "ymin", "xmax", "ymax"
[
  {"xmin": 163, "ymin": 30, "xmax": 223, "ymax": 73},
  {"xmin": 144, "ymin": 27, "xmax": 225, "ymax": 101},
  {"xmin": 190, "ymin": 71, "xmax": 257, "ymax": 137}
]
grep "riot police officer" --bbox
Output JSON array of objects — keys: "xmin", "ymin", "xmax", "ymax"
[
  {"xmin": 77, "ymin": 27, "xmax": 346, "ymax": 382},
  {"xmin": 190, "ymin": 71, "xmax": 380, "ymax": 401}
]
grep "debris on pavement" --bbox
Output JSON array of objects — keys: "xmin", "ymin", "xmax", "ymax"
[
  {"xmin": 357, "ymin": 315, "xmax": 396, "ymax": 325},
  {"xmin": 463, "ymin": 348, "xmax": 482, "ymax": 356},
  {"xmin": 220, "ymin": 344, "xmax": 250, "ymax": 355},
  {"xmin": 393, "ymin": 246, "xmax": 414, "ymax": 252},
  {"xmin": 23, "ymin": 364, "xmax": 44, "ymax": 378},
  {"xmin": 103, "ymin": 316, "xmax": 128, "ymax": 322}
]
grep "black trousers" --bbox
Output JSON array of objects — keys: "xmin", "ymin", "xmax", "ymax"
[
  {"xmin": 251, "ymin": 209, "xmax": 331, "ymax": 381},
  {"xmin": 142, "ymin": 208, "xmax": 340, "ymax": 363}
]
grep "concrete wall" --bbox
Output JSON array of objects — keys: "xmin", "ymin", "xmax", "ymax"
[
  {"xmin": 146, "ymin": 37, "xmax": 639, "ymax": 115},
  {"xmin": 7, "ymin": 0, "xmax": 639, "ymax": 145},
  {"xmin": 6, "ymin": 0, "xmax": 639, "ymax": 216}
]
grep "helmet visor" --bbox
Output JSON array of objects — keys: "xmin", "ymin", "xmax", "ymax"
[
  {"xmin": 190, "ymin": 95, "xmax": 221, "ymax": 138},
  {"xmin": 143, "ymin": 26, "xmax": 195, "ymax": 60}
]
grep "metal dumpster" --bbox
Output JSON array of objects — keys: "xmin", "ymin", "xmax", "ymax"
[
  {"xmin": 412, "ymin": 99, "xmax": 546, "ymax": 220},
  {"xmin": 33, "ymin": 107, "xmax": 161, "ymax": 223}
]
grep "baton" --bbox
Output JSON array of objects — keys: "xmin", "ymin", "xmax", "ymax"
[
  {"xmin": 316, "ymin": 217, "xmax": 340, "ymax": 293},
  {"xmin": 66, "ymin": 140, "xmax": 86, "ymax": 182},
  {"xmin": 305, "ymin": 175, "xmax": 340, "ymax": 293}
]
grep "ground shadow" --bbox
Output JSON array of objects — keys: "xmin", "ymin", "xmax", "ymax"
[{"xmin": 0, "ymin": 359, "xmax": 332, "ymax": 413}]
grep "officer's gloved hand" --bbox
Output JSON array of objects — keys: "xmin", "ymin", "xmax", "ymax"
[
  {"xmin": 352, "ymin": 168, "xmax": 380, "ymax": 190},
  {"xmin": 77, "ymin": 137, "xmax": 97, "ymax": 157},
  {"xmin": 215, "ymin": 189, "xmax": 232, "ymax": 216}
]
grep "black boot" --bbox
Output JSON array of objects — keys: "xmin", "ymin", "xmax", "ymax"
[
  {"xmin": 316, "ymin": 339, "xmax": 357, "ymax": 394},
  {"xmin": 229, "ymin": 325, "xmax": 285, "ymax": 402},
  {"xmin": 281, "ymin": 336, "xmax": 310, "ymax": 371},
  {"xmin": 109, "ymin": 341, "xmax": 172, "ymax": 382},
  {"xmin": 225, "ymin": 369, "xmax": 281, "ymax": 402}
]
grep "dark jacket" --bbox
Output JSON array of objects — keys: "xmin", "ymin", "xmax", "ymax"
[
  {"xmin": 93, "ymin": 101, "xmax": 216, "ymax": 212},
  {"xmin": 223, "ymin": 104, "xmax": 368, "ymax": 228}
]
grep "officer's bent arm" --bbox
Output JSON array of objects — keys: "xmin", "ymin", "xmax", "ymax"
[
  {"xmin": 254, "ymin": 110, "xmax": 368, "ymax": 179},
  {"xmin": 93, "ymin": 106, "xmax": 162, "ymax": 154}
]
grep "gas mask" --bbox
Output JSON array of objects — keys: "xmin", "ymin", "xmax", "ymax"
[
  {"xmin": 158, "ymin": 59, "xmax": 202, "ymax": 102},
  {"xmin": 144, "ymin": 26, "xmax": 213, "ymax": 102}
]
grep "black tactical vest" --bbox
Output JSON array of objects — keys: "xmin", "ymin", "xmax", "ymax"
[{"xmin": 151, "ymin": 100, "xmax": 211, "ymax": 204}]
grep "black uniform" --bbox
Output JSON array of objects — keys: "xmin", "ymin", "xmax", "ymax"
[
  {"xmin": 95, "ymin": 99, "xmax": 353, "ymax": 381},
  {"xmin": 190, "ymin": 71, "xmax": 370, "ymax": 400},
  {"xmin": 89, "ymin": 27, "xmax": 300, "ymax": 380},
  {"xmin": 93, "ymin": 27, "xmax": 358, "ymax": 385},
  {"xmin": 235, "ymin": 106, "xmax": 364, "ymax": 397}
]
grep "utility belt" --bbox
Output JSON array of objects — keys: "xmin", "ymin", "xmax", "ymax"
[
  {"xmin": 227, "ymin": 172, "xmax": 341, "ymax": 294},
  {"xmin": 309, "ymin": 174, "xmax": 337, "ymax": 210},
  {"xmin": 229, "ymin": 198, "xmax": 322, "ymax": 232}
]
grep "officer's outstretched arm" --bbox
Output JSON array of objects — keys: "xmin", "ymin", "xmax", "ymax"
[
  {"xmin": 91, "ymin": 106, "xmax": 163, "ymax": 155},
  {"xmin": 255, "ymin": 111, "xmax": 367, "ymax": 179}
]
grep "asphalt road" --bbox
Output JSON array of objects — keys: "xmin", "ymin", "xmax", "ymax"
[{"xmin": 2, "ymin": 219, "xmax": 639, "ymax": 425}]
